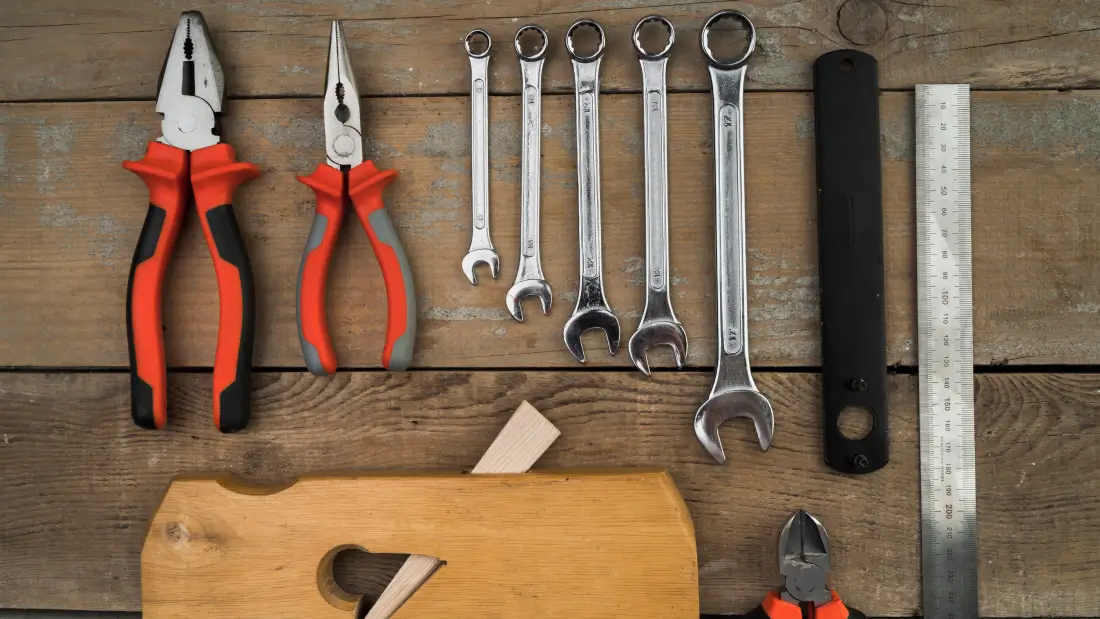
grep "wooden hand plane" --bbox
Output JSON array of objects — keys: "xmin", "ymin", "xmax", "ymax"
[{"xmin": 142, "ymin": 469, "xmax": 699, "ymax": 618}]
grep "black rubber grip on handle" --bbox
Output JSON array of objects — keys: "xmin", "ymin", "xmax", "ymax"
[
  {"xmin": 205, "ymin": 204, "xmax": 255, "ymax": 433},
  {"xmin": 813, "ymin": 50, "xmax": 889, "ymax": 474},
  {"xmin": 126, "ymin": 204, "xmax": 168, "ymax": 429}
]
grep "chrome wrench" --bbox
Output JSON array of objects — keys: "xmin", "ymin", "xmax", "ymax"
[
  {"xmin": 461, "ymin": 29, "xmax": 500, "ymax": 285},
  {"xmin": 562, "ymin": 19, "xmax": 620, "ymax": 363},
  {"xmin": 505, "ymin": 25, "xmax": 553, "ymax": 321},
  {"xmin": 627, "ymin": 16, "xmax": 687, "ymax": 376},
  {"xmin": 693, "ymin": 11, "xmax": 774, "ymax": 463}
]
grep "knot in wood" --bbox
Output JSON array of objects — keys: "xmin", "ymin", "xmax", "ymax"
[{"xmin": 837, "ymin": 0, "xmax": 888, "ymax": 46}]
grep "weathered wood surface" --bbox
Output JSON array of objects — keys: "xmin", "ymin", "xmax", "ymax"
[
  {"xmin": 3, "ymin": 0, "xmax": 1100, "ymax": 100},
  {"xmin": 2, "ymin": 92, "xmax": 1098, "ymax": 369},
  {"xmin": 1, "ymin": 371, "xmax": 1097, "ymax": 617}
]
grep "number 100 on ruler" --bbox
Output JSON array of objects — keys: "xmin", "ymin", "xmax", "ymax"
[{"xmin": 916, "ymin": 84, "xmax": 978, "ymax": 619}]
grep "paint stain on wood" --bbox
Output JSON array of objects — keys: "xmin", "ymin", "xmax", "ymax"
[
  {"xmin": 108, "ymin": 117, "xmax": 151, "ymax": 162},
  {"xmin": 424, "ymin": 306, "xmax": 510, "ymax": 321},
  {"xmin": 38, "ymin": 204, "xmax": 124, "ymax": 266},
  {"xmin": 36, "ymin": 121, "xmax": 74, "ymax": 154},
  {"xmin": 748, "ymin": 30, "xmax": 808, "ymax": 88},
  {"xmin": 973, "ymin": 96, "xmax": 1100, "ymax": 162},
  {"xmin": 408, "ymin": 120, "xmax": 467, "ymax": 158}
]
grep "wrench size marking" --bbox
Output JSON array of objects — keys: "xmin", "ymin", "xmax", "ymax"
[{"xmin": 626, "ymin": 15, "xmax": 688, "ymax": 376}]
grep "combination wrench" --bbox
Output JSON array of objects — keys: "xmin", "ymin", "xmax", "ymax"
[
  {"xmin": 693, "ymin": 11, "xmax": 775, "ymax": 464},
  {"xmin": 461, "ymin": 30, "xmax": 500, "ymax": 285},
  {"xmin": 562, "ymin": 19, "xmax": 620, "ymax": 363},
  {"xmin": 505, "ymin": 25, "xmax": 553, "ymax": 321},
  {"xmin": 626, "ymin": 16, "xmax": 688, "ymax": 376}
]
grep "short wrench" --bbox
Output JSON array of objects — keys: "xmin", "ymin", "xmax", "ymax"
[
  {"xmin": 505, "ymin": 25, "xmax": 553, "ymax": 321},
  {"xmin": 626, "ymin": 16, "xmax": 688, "ymax": 376},
  {"xmin": 562, "ymin": 19, "xmax": 620, "ymax": 363},
  {"xmin": 693, "ymin": 11, "xmax": 774, "ymax": 463},
  {"xmin": 461, "ymin": 30, "xmax": 500, "ymax": 285}
]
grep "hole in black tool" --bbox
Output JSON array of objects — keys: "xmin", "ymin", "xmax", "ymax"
[
  {"xmin": 467, "ymin": 31, "xmax": 490, "ymax": 55},
  {"xmin": 517, "ymin": 27, "xmax": 546, "ymax": 56},
  {"xmin": 840, "ymin": 58, "xmax": 854, "ymax": 73},
  {"xmin": 837, "ymin": 405, "xmax": 874, "ymax": 440},
  {"xmin": 707, "ymin": 14, "xmax": 751, "ymax": 63},
  {"xmin": 569, "ymin": 22, "xmax": 602, "ymax": 57},
  {"xmin": 636, "ymin": 18, "xmax": 671, "ymax": 56}
]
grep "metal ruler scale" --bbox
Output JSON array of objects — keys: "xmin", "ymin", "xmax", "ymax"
[{"xmin": 916, "ymin": 84, "xmax": 978, "ymax": 619}]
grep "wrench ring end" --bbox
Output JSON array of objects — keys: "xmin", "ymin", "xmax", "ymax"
[
  {"xmin": 514, "ymin": 24, "xmax": 549, "ymax": 61},
  {"xmin": 565, "ymin": 19, "xmax": 606, "ymax": 62},
  {"xmin": 700, "ymin": 10, "xmax": 756, "ymax": 69},
  {"xmin": 633, "ymin": 15, "xmax": 674, "ymax": 60},
  {"xmin": 465, "ymin": 29, "xmax": 492, "ymax": 58}
]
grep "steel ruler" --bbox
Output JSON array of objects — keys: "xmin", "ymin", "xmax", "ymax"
[{"xmin": 916, "ymin": 84, "xmax": 978, "ymax": 619}]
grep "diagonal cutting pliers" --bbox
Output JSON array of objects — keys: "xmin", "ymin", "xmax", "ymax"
[
  {"xmin": 746, "ymin": 510, "xmax": 867, "ymax": 619},
  {"xmin": 295, "ymin": 21, "xmax": 417, "ymax": 375},
  {"xmin": 124, "ymin": 11, "xmax": 259, "ymax": 432}
]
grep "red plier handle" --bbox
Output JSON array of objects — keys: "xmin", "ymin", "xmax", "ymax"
[
  {"xmin": 296, "ymin": 162, "xmax": 416, "ymax": 375},
  {"xmin": 748, "ymin": 591, "xmax": 866, "ymax": 619},
  {"xmin": 124, "ymin": 142, "xmax": 188, "ymax": 431},
  {"xmin": 125, "ymin": 141, "xmax": 259, "ymax": 432}
]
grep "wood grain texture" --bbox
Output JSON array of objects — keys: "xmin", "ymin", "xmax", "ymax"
[
  {"xmin": 470, "ymin": 400, "xmax": 559, "ymax": 474},
  {"xmin": 365, "ymin": 400, "xmax": 558, "ymax": 618},
  {"xmin": 1, "ymin": 371, "xmax": 1097, "ymax": 617},
  {"xmin": 2, "ymin": 92, "xmax": 1098, "ymax": 368},
  {"xmin": 363, "ymin": 554, "xmax": 442, "ymax": 619},
  {"xmin": 2, "ymin": 1, "xmax": 1100, "ymax": 100},
  {"xmin": 143, "ymin": 471, "xmax": 697, "ymax": 619}
]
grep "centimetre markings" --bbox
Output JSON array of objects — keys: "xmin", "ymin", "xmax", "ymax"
[{"xmin": 915, "ymin": 84, "xmax": 979, "ymax": 619}]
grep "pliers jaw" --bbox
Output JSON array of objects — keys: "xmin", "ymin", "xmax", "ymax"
[
  {"xmin": 779, "ymin": 510, "xmax": 833, "ymax": 606},
  {"xmin": 155, "ymin": 11, "xmax": 225, "ymax": 152},
  {"xmin": 324, "ymin": 20, "xmax": 364, "ymax": 169}
]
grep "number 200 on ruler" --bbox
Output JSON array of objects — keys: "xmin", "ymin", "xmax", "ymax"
[{"xmin": 916, "ymin": 84, "xmax": 978, "ymax": 619}]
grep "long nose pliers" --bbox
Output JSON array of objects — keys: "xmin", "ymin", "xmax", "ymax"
[
  {"xmin": 746, "ymin": 510, "xmax": 867, "ymax": 619},
  {"xmin": 295, "ymin": 21, "xmax": 417, "ymax": 375},
  {"xmin": 124, "ymin": 11, "xmax": 259, "ymax": 432}
]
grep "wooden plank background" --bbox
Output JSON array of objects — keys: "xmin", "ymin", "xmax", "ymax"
[
  {"xmin": 3, "ymin": 93, "xmax": 1098, "ymax": 369},
  {"xmin": 2, "ymin": 1, "xmax": 1099, "ymax": 617}
]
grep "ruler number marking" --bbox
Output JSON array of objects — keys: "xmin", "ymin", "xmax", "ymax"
[{"xmin": 917, "ymin": 84, "xmax": 977, "ymax": 619}]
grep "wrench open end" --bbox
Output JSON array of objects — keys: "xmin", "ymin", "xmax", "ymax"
[
  {"xmin": 505, "ymin": 279, "xmax": 552, "ymax": 322},
  {"xmin": 694, "ymin": 389, "xmax": 775, "ymax": 463},
  {"xmin": 627, "ymin": 321, "xmax": 687, "ymax": 376},
  {"xmin": 462, "ymin": 249, "xmax": 500, "ymax": 285},
  {"xmin": 563, "ymin": 308, "xmax": 620, "ymax": 363}
]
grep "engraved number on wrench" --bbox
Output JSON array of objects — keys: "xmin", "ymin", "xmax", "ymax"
[
  {"xmin": 505, "ymin": 25, "xmax": 552, "ymax": 321},
  {"xmin": 461, "ymin": 29, "xmax": 499, "ymax": 284},
  {"xmin": 693, "ymin": 11, "xmax": 774, "ymax": 464},
  {"xmin": 563, "ymin": 19, "xmax": 620, "ymax": 363},
  {"xmin": 627, "ymin": 15, "xmax": 687, "ymax": 376}
]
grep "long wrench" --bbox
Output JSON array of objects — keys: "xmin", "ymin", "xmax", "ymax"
[
  {"xmin": 505, "ymin": 25, "xmax": 553, "ymax": 321},
  {"xmin": 461, "ymin": 30, "xmax": 500, "ymax": 285},
  {"xmin": 562, "ymin": 19, "xmax": 620, "ymax": 363},
  {"xmin": 627, "ymin": 16, "xmax": 688, "ymax": 376},
  {"xmin": 693, "ymin": 11, "xmax": 774, "ymax": 464}
]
